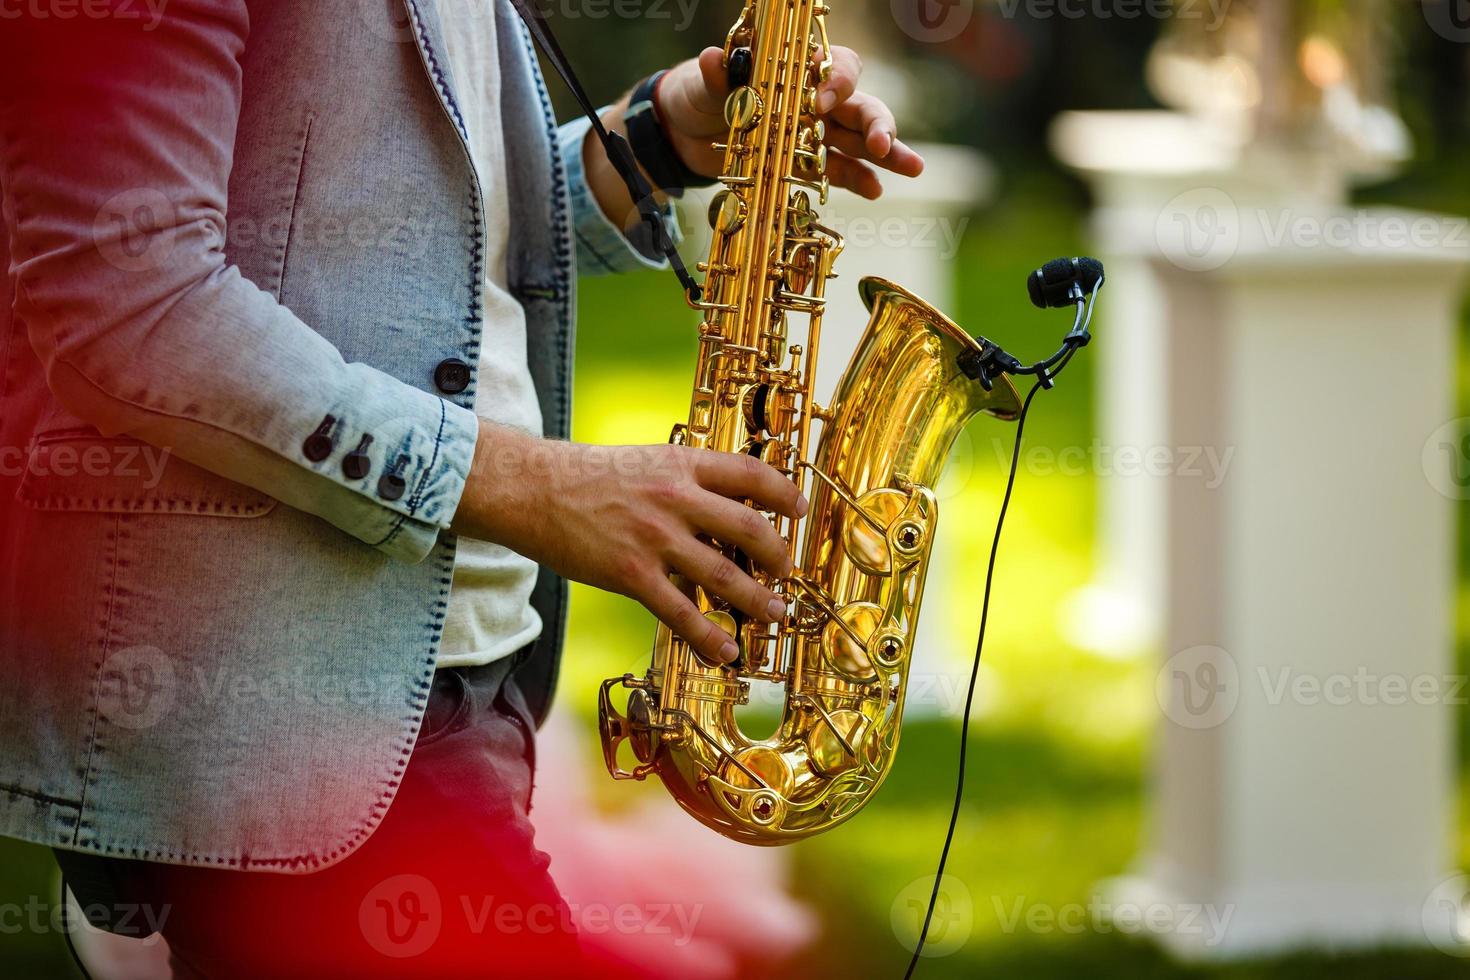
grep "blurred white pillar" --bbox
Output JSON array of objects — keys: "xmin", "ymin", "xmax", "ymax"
[{"xmin": 1053, "ymin": 110, "xmax": 1468, "ymax": 955}]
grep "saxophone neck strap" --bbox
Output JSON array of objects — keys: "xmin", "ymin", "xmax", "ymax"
[{"xmin": 505, "ymin": 0, "xmax": 703, "ymax": 304}]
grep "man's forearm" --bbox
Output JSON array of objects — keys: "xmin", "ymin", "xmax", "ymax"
[{"xmin": 580, "ymin": 91, "xmax": 672, "ymax": 233}]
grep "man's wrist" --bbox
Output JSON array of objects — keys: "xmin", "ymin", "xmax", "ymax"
[
  {"xmin": 451, "ymin": 420, "xmax": 539, "ymax": 543},
  {"xmin": 625, "ymin": 71, "xmax": 715, "ymax": 197}
]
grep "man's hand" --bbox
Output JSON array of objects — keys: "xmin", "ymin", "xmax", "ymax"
[
  {"xmin": 656, "ymin": 46, "xmax": 925, "ymax": 200},
  {"xmin": 584, "ymin": 45, "xmax": 924, "ymax": 223},
  {"xmin": 452, "ymin": 424, "xmax": 806, "ymax": 666}
]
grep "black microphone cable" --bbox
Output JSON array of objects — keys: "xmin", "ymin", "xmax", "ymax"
[{"xmin": 903, "ymin": 376, "xmax": 1044, "ymax": 979}]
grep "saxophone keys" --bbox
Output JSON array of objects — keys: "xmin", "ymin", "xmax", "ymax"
[
  {"xmin": 741, "ymin": 383, "xmax": 797, "ymax": 438},
  {"xmin": 807, "ymin": 708, "xmax": 869, "ymax": 778},
  {"xmin": 724, "ymin": 746, "xmax": 794, "ymax": 797},
  {"xmin": 709, "ymin": 190, "xmax": 748, "ymax": 234},
  {"xmin": 787, "ymin": 190, "xmax": 817, "ymax": 235},
  {"xmin": 822, "ymin": 601, "xmax": 882, "ymax": 681},
  {"xmin": 694, "ymin": 609, "xmax": 740, "ymax": 669},
  {"xmin": 796, "ymin": 143, "xmax": 827, "ymax": 175},
  {"xmin": 725, "ymin": 46, "xmax": 753, "ymax": 89},
  {"xmin": 724, "ymin": 86, "xmax": 763, "ymax": 131},
  {"xmin": 843, "ymin": 488, "xmax": 908, "ymax": 575}
]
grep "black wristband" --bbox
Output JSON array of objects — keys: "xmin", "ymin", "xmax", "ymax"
[{"xmin": 624, "ymin": 70, "xmax": 716, "ymax": 197}]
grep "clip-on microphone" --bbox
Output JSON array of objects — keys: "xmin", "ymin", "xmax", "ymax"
[
  {"xmin": 906, "ymin": 257, "xmax": 1106, "ymax": 979},
  {"xmin": 956, "ymin": 256, "xmax": 1106, "ymax": 393}
]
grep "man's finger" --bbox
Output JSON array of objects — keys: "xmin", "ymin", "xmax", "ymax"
[
  {"xmin": 671, "ymin": 542, "xmax": 785, "ymax": 625},
  {"xmin": 827, "ymin": 148, "xmax": 883, "ymax": 201},
  {"xmin": 685, "ymin": 492, "xmax": 793, "ymax": 578},
  {"xmin": 815, "ymin": 46, "xmax": 861, "ymax": 115},
  {"xmin": 694, "ymin": 451, "xmax": 807, "ymax": 520},
  {"xmin": 824, "ymin": 123, "xmax": 926, "ymax": 177},
  {"xmin": 827, "ymin": 91, "xmax": 898, "ymax": 160},
  {"xmin": 644, "ymin": 577, "xmax": 741, "ymax": 665},
  {"xmin": 689, "ymin": 46, "xmax": 729, "ymax": 113}
]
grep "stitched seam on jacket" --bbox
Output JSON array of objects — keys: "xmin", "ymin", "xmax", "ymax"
[
  {"xmin": 70, "ymin": 513, "xmax": 123, "ymax": 845},
  {"xmin": 276, "ymin": 112, "xmax": 316, "ymax": 301},
  {"xmin": 574, "ymin": 227, "xmax": 616, "ymax": 274},
  {"xmin": 519, "ymin": 21, "xmax": 573, "ymax": 441},
  {"xmin": 0, "ymin": 783, "xmax": 81, "ymax": 810}
]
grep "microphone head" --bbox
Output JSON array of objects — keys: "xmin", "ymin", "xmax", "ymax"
[{"xmin": 1028, "ymin": 256, "xmax": 1105, "ymax": 308}]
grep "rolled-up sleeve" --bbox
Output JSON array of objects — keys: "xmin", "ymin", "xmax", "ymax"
[
  {"xmin": 0, "ymin": 0, "xmax": 477, "ymax": 564},
  {"xmin": 559, "ymin": 114, "xmax": 682, "ymax": 276}
]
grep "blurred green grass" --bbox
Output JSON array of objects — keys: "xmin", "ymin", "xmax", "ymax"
[{"xmin": 3, "ymin": 173, "xmax": 1468, "ymax": 977}]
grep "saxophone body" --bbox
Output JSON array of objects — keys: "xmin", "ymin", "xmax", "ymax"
[{"xmin": 598, "ymin": 0, "xmax": 1021, "ymax": 845}]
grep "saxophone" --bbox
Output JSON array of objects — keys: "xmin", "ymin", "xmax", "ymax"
[{"xmin": 598, "ymin": 0, "xmax": 1021, "ymax": 844}]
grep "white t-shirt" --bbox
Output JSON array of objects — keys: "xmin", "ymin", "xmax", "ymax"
[{"xmin": 435, "ymin": 0, "xmax": 544, "ymax": 669}]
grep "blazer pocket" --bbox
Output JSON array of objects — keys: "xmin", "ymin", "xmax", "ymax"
[{"xmin": 17, "ymin": 432, "xmax": 276, "ymax": 518}]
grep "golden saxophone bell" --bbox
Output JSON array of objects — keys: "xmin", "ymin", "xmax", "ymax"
[{"xmin": 598, "ymin": 0, "xmax": 1021, "ymax": 844}]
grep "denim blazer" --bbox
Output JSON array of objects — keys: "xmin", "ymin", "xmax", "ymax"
[{"xmin": 0, "ymin": 0, "xmax": 659, "ymax": 871}]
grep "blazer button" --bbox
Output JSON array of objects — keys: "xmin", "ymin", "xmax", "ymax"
[
  {"xmin": 343, "ymin": 434, "xmax": 374, "ymax": 481},
  {"xmin": 379, "ymin": 454, "xmax": 410, "ymax": 502},
  {"xmin": 378, "ymin": 472, "xmax": 408, "ymax": 502},
  {"xmin": 434, "ymin": 358, "xmax": 472, "ymax": 395},
  {"xmin": 303, "ymin": 415, "xmax": 336, "ymax": 463}
]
